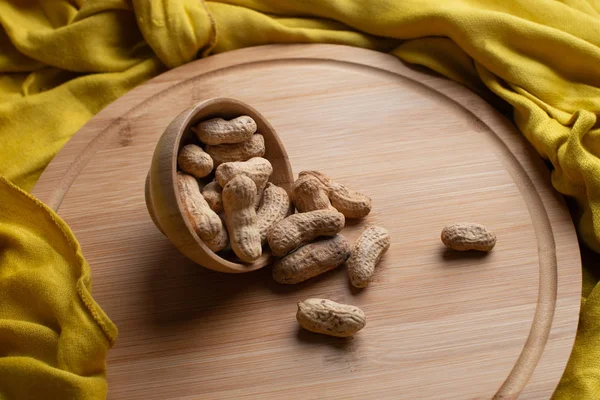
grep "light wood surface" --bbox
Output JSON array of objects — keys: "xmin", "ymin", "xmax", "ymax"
[
  {"xmin": 145, "ymin": 98, "xmax": 293, "ymax": 273},
  {"xmin": 32, "ymin": 45, "xmax": 581, "ymax": 399}
]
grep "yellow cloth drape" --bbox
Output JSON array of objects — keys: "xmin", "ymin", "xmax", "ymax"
[
  {"xmin": 1, "ymin": 0, "xmax": 599, "ymax": 398},
  {"xmin": 0, "ymin": 177, "xmax": 118, "ymax": 399}
]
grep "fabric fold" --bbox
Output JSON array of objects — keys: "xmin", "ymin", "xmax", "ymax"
[{"xmin": 0, "ymin": 177, "xmax": 116, "ymax": 400}]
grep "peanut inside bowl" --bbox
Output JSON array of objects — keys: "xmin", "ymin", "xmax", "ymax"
[{"xmin": 145, "ymin": 98, "xmax": 293, "ymax": 273}]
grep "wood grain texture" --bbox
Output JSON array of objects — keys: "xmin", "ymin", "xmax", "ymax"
[{"xmin": 32, "ymin": 45, "xmax": 581, "ymax": 400}]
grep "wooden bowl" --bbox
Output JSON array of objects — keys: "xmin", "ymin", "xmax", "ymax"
[{"xmin": 145, "ymin": 98, "xmax": 294, "ymax": 273}]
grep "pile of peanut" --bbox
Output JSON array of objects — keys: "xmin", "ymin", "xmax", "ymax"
[
  {"xmin": 176, "ymin": 114, "xmax": 497, "ymax": 338},
  {"xmin": 176, "ymin": 115, "xmax": 278, "ymax": 260}
]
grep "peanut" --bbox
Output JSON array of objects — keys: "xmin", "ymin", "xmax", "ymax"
[
  {"xmin": 203, "ymin": 216, "xmax": 229, "ymax": 253},
  {"xmin": 256, "ymin": 183, "xmax": 291, "ymax": 244},
  {"xmin": 177, "ymin": 172, "xmax": 222, "ymax": 241},
  {"xmin": 297, "ymin": 171, "xmax": 371, "ymax": 219},
  {"xmin": 347, "ymin": 226, "xmax": 391, "ymax": 288},
  {"xmin": 193, "ymin": 116, "xmax": 256, "ymax": 145},
  {"xmin": 205, "ymin": 134, "xmax": 265, "ymax": 165},
  {"xmin": 328, "ymin": 181, "xmax": 372, "ymax": 219},
  {"xmin": 272, "ymin": 235, "xmax": 350, "ymax": 284},
  {"xmin": 296, "ymin": 298, "xmax": 366, "ymax": 337},
  {"xmin": 268, "ymin": 209, "xmax": 345, "ymax": 257},
  {"xmin": 441, "ymin": 223, "xmax": 496, "ymax": 252},
  {"xmin": 298, "ymin": 170, "xmax": 332, "ymax": 187},
  {"xmin": 215, "ymin": 157, "xmax": 273, "ymax": 208},
  {"xmin": 201, "ymin": 181, "xmax": 223, "ymax": 213},
  {"xmin": 215, "ymin": 157, "xmax": 272, "ymax": 192},
  {"xmin": 291, "ymin": 173, "xmax": 331, "ymax": 213},
  {"xmin": 177, "ymin": 144, "xmax": 213, "ymax": 178},
  {"xmin": 222, "ymin": 175, "xmax": 262, "ymax": 262}
]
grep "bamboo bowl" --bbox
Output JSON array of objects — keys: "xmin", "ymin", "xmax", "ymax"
[{"xmin": 145, "ymin": 98, "xmax": 294, "ymax": 273}]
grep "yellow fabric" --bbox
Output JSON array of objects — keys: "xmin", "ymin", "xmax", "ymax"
[
  {"xmin": 1, "ymin": 0, "xmax": 600, "ymax": 398},
  {"xmin": 0, "ymin": 177, "xmax": 118, "ymax": 399}
]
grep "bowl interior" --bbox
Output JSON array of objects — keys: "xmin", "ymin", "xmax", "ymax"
[{"xmin": 178, "ymin": 101, "xmax": 293, "ymax": 190}]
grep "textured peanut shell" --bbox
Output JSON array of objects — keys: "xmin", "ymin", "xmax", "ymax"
[
  {"xmin": 296, "ymin": 298, "xmax": 366, "ymax": 337},
  {"xmin": 177, "ymin": 172, "xmax": 221, "ymax": 241},
  {"xmin": 328, "ymin": 182, "xmax": 372, "ymax": 219},
  {"xmin": 177, "ymin": 144, "xmax": 213, "ymax": 178},
  {"xmin": 298, "ymin": 171, "xmax": 371, "ymax": 219},
  {"xmin": 215, "ymin": 157, "xmax": 272, "ymax": 192},
  {"xmin": 222, "ymin": 175, "xmax": 262, "ymax": 262},
  {"xmin": 347, "ymin": 226, "xmax": 391, "ymax": 288},
  {"xmin": 203, "ymin": 217, "xmax": 229, "ymax": 253},
  {"xmin": 291, "ymin": 174, "xmax": 331, "ymax": 213},
  {"xmin": 193, "ymin": 116, "xmax": 257, "ymax": 145},
  {"xmin": 205, "ymin": 134, "xmax": 265, "ymax": 165},
  {"xmin": 298, "ymin": 170, "xmax": 332, "ymax": 187},
  {"xmin": 256, "ymin": 183, "xmax": 291, "ymax": 244},
  {"xmin": 272, "ymin": 235, "xmax": 350, "ymax": 284},
  {"xmin": 201, "ymin": 181, "xmax": 223, "ymax": 213},
  {"xmin": 268, "ymin": 209, "xmax": 345, "ymax": 257},
  {"xmin": 441, "ymin": 223, "xmax": 496, "ymax": 252}
]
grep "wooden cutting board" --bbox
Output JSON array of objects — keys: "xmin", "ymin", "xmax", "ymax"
[{"xmin": 32, "ymin": 44, "xmax": 581, "ymax": 400}]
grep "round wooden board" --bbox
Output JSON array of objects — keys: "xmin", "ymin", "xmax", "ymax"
[{"xmin": 33, "ymin": 45, "xmax": 581, "ymax": 400}]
